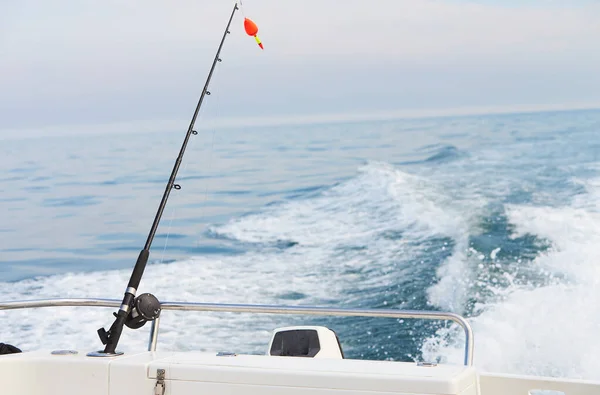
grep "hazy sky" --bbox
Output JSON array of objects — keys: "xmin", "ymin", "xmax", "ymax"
[{"xmin": 2, "ymin": 0, "xmax": 600, "ymax": 134}]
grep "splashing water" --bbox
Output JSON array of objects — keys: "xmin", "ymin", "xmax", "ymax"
[{"xmin": 2, "ymin": 111, "xmax": 600, "ymax": 380}]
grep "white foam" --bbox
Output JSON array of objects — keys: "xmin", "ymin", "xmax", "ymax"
[
  {"xmin": 213, "ymin": 162, "xmax": 468, "ymax": 246},
  {"xmin": 212, "ymin": 161, "xmax": 474, "ymax": 310},
  {"xmin": 422, "ymin": 176, "xmax": 600, "ymax": 380},
  {"xmin": 0, "ymin": 254, "xmax": 331, "ymax": 354}
]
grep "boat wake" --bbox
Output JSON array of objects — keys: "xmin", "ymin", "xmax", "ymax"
[{"xmin": 2, "ymin": 161, "xmax": 600, "ymax": 380}]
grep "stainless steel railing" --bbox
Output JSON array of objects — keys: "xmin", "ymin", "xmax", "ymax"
[{"xmin": 0, "ymin": 298, "xmax": 474, "ymax": 366}]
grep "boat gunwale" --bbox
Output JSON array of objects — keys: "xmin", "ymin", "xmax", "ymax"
[{"xmin": 0, "ymin": 297, "xmax": 474, "ymax": 366}]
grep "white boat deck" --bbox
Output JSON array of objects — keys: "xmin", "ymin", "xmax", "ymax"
[
  {"xmin": 3, "ymin": 348, "xmax": 600, "ymax": 395},
  {"xmin": 1, "ymin": 298, "xmax": 599, "ymax": 395}
]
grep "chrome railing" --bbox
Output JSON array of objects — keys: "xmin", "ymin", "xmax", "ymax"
[{"xmin": 0, "ymin": 298, "xmax": 474, "ymax": 366}]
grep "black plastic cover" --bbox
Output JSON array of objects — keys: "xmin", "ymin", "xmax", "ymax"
[
  {"xmin": 270, "ymin": 329, "xmax": 320, "ymax": 357},
  {"xmin": 0, "ymin": 343, "xmax": 21, "ymax": 355}
]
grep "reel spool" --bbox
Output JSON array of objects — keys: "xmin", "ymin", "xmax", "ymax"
[{"xmin": 125, "ymin": 293, "xmax": 161, "ymax": 329}]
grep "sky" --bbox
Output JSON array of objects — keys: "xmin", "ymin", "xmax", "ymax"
[{"xmin": 1, "ymin": 0, "xmax": 600, "ymax": 135}]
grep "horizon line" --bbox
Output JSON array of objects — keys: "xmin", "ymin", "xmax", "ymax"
[{"xmin": 1, "ymin": 102, "xmax": 599, "ymax": 140}]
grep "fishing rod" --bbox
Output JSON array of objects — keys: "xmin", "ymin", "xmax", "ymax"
[{"xmin": 95, "ymin": 3, "xmax": 240, "ymax": 356}]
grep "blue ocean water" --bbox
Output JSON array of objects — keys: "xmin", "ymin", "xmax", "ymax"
[{"xmin": 2, "ymin": 109, "xmax": 600, "ymax": 379}]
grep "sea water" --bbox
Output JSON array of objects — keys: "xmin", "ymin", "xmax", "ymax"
[{"xmin": 1, "ymin": 109, "xmax": 600, "ymax": 379}]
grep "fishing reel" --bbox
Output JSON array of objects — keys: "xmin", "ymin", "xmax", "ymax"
[{"xmin": 124, "ymin": 293, "xmax": 162, "ymax": 329}]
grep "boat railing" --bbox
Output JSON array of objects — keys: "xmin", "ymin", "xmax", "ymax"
[{"xmin": 0, "ymin": 298, "xmax": 474, "ymax": 366}]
